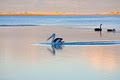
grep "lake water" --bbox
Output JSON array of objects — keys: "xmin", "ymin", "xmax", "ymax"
[
  {"xmin": 0, "ymin": 15, "xmax": 120, "ymax": 80},
  {"xmin": 0, "ymin": 15, "xmax": 120, "ymax": 29}
]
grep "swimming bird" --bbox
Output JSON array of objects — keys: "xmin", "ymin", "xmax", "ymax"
[
  {"xmin": 94, "ymin": 24, "xmax": 102, "ymax": 31},
  {"xmin": 47, "ymin": 33, "xmax": 64, "ymax": 46},
  {"xmin": 107, "ymin": 28, "xmax": 116, "ymax": 32}
]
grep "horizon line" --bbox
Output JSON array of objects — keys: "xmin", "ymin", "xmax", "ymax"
[{"xmin": 0, "ymin": 11, "xmax": 120, "ymax": 15}]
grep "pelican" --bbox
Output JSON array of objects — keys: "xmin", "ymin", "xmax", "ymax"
[
  {"xmin": 94, "ymin": 24, "xmax": 102, "ymax": 31},
  {"xmin": 47, "ymin": 33, "xmax": 64, "ymax": 46}
]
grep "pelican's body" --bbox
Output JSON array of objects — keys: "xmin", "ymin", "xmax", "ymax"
[
  {"xmin": 53, "ymin": 38, "xmax": 63, "ymax": 42},
  {"xmin": 47, "ymin": 33, "xmax": 64, "ymax": 46},
  {"xmin": 94, "ymin": 24, "xmax": 102, "ymax": 31}
]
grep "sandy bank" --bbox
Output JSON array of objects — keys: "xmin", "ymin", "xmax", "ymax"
[{"xmin": 0, "ymin": 11, "xmax": 120, "ymax": 15}]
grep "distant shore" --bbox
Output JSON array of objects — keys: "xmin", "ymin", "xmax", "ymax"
[{"xmin": 0, "ymin": 11, "xmax": 120, "ymax": 15}]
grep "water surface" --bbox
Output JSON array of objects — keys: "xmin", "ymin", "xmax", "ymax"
[
  {"xmin": 0, "ymin": 15, "xmax": 120, "ymax": 80},
  {"xmin": 0, "ymin": 15, "xmax": 120, "ymax": 29}
]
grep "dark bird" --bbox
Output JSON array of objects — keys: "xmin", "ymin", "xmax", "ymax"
[
  {"xmin": 47, "ymin": 33, "xmax": 64, "ymax": 46},
  {"xmin": 107, "ymin": 28, "xmax": 116, "ymax": 32},
  {"xmin": 94, "ymin": 24, "xmax": 102, "ymax": 31}
]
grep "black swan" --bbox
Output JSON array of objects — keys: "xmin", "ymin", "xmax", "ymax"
[{"xmin": 94, "ymin": 24, "xmax": 102, "ymax": 31}]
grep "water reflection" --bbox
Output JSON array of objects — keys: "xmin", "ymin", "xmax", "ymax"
[
  {"xmin": 41, "ymin": 40, "xmax": 120, "ymax": 56},
  {"xmin": 84, "ymin": 46, "xmax": 120, "ymax": 72},
  {"xmin": 95, "ymin": 31, "xmax": 102, "ymax": 37},
  {"xmin": 0, "ymin": 26, "xmax": 120, "ymax": 80},
  {"xmin": 41, "ymin": 41, "xmax": 120, "ymax": 46},
  {"xmin": 100, "ymin": 31, "xmax": 102, "ymax": 37},
  {"xmin": 47, "ymin": 44, "xmax": 63, "ymax": 55}
]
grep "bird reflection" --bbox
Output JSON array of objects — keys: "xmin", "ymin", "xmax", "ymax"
[
  {"xmin": 47, "ymin": 44, "xmax": 63, "ymax": 56},
  {"xmin": 94, "ymin": 31, "xmax": 102, "ymax": 37},
  {"xmin": 100, "ymin": 31, "xmax": 102, "ymax": 37}
]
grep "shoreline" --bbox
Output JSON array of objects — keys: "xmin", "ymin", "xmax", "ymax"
[
  {"xmin": 0, "ymin": 14, "xmax": 120, "ymax": 15},
  {"xmin": 0, "ymin": 11, "xmax": 120, "ymax": 15}
]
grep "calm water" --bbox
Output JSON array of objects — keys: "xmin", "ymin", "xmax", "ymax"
[
  {"xmin": 0, "ymin": 15, "xmax": 120, "ymax": 29},
  {"xmin": 0, "ymin": 15, "xmax": 120, "ymax": 80}
]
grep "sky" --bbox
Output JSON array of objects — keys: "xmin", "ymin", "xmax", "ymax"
[{"xmin": 0, "ymin": 0, "xmax": 120, "ymax": 13}]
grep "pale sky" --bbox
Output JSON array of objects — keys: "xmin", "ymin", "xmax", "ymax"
[{"xmin": 0, "ymin": 0, "xmax": 120, "ymax": 13}]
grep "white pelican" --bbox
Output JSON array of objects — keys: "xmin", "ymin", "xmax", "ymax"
[{"xmin": 47, "ymin": 33, "xmax": 64, "ymax": 46}]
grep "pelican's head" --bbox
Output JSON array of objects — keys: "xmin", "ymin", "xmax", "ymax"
[{"xmin": 47, "ymin": 33, "xmax": 56, "ymax": 41}]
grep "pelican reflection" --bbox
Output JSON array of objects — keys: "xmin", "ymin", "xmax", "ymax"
[{"xmin": 47, "ymin": 44, "xmax": 63, "ymax": 56}]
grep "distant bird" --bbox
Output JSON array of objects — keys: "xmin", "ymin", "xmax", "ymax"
[
  {"xmin": 94, "ymin": 24, "xmax": 102, "ymax": 31},
  {"xmin": 47, "ymin": 33, "xmax": 64, "ymax": 46},
  {"xmin": 107, "ymin": 28, "xmax": 116, "ymax": 32}
]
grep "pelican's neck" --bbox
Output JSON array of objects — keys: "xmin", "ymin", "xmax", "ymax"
[{"xmin": 52, "ymin": 35, "xmax": 55, "ymax": 42}]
